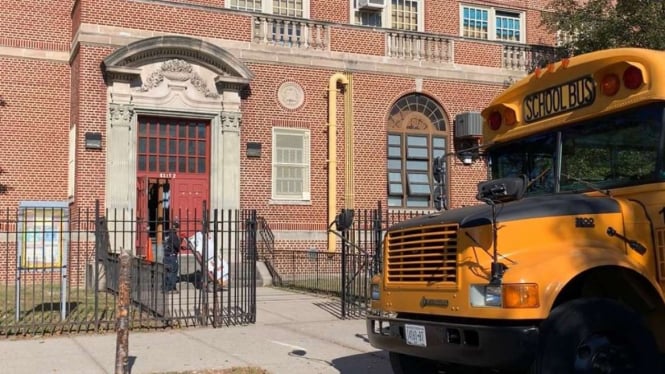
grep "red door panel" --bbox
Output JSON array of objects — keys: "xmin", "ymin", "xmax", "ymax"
[
  {"xmin": 172, "ymin": 178, "xmax": 209, "ymax": 238},
  {"xmin": 135, "ymin": 117, "xmax": 211, "ymax": 252}
]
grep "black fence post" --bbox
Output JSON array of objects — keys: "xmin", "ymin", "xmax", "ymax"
[
  {"xmin": 341, "ymin": 227, "xmax": 348, "ymax": 319},
  {"xmin": 373, "ymin": 201, "xmax": 383, "ymax": 275},
  {"xmin": 201, "ymin": 201, "xmax": 209, "ymax": 326},
  {"xmin": 246, "ymin": 209, "xmax": 258, "ymax": 322}
]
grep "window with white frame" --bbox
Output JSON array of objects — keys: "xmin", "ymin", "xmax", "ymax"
[
  {"xmin": 461, "ymin": 5, "xmax": 524, "ymax": 43},
  {"xmin": 228, "ymin": 0, "xmax": 306, "ymax": 17},
  {"xmin": 353, "ymin": 0, "xmax": 383, "ymax": 27},
  {"xmin": 274, "ymin": 0, "xmax": 304, "ymax": 17},
  {"xmin": 392, "ymin": 0, "xmax": 419, "ymax": 31},
  {"xmin": 272, "ymin": 128, "xmax": 311, "ymax": 201},
  {"xmin": 229, "ymin": 0, "xmax": 263, "ymax": 12},
  {"xmin": 352, "ymin": 0, "xmax": 422, "ymax": 31}
]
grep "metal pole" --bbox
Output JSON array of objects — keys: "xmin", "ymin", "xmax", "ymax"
[
  {"xmin": 115, "ymin": 250, "xmax": 131, "ymax": 374},
  {"xmin": 341, "ymin": 229, "xmax": 347, "ymax": 319},
  {"xmin": 94, "ymin": 201, "xmax": 100, "ymax": 330}
]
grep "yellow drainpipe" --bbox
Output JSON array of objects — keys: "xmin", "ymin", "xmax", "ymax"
[
  {"xmin": 328, "ymin": 72, "xmax": 349, "ymax": 253},
  {"xmin": 344, "ymin": 72, "xmax": 354, "ymax": 210}
]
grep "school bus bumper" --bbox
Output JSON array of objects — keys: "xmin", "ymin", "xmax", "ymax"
[{"xmin": 367, "ymin": 315, "xmax": 539, "ymax": 370}]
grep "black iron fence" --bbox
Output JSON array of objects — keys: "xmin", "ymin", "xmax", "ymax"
[
  {"xmin": 271, "ymin": 203, "xmax": 428, "ymax": 318},
  {"xmin": 0, "ymin": 202, "xmax": 257, "ymax": 336}
]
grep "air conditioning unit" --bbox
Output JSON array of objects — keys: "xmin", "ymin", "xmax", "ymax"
[
  {"xmin": 454, "ymin": 112, "xmax": 483, "ymax": 139},
  {"xmin": 358, "ymin": 0, "xmax": 385, "ymax": 10}
]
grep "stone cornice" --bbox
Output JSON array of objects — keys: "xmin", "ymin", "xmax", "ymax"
[{"xmin": 74, "ymin": 23, "xmax": 524, "ymax": 85}]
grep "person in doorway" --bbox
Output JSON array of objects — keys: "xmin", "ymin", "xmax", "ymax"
[{"xmin": 163, "ymin": 218, "xmax": 181, "ymax": 292}]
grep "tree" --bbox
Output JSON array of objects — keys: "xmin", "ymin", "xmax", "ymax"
[{"xmin": 542, "ymin": 0, "xmax": 665, "ymax": 55}]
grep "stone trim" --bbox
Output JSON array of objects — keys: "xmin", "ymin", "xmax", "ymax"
[
  {"xmin": 78, "ymin": 24, "xmax": 524, "ymax": 86},
  {"xmin": 102, "ymin": 35, "xmax": 254, "ymax": 86}
]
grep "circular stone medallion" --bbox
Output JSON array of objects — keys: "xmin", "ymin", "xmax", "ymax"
[{"xmin": 278, "ymin": 81, "xmax": 305, "ymax": 110}]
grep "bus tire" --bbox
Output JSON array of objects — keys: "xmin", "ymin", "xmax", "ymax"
[
  {"xmin": 388, "ymin": 352, "xmax": 439, "ymax": 374},
  {"xmin": 532, "ymin": 298, "xmax": 662, "ymax": 374}
]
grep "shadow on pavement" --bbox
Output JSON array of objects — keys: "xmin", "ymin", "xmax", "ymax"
[{"xmin": 331, "ymin": 351, "xmax": 391, "ymax": 374}]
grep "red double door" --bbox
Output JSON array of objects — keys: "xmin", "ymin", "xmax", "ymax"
[{"xmin": 136, "ymin": 117, "xmax": 211, "ymax": 259}]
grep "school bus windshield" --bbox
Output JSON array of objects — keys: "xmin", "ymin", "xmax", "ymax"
[{"xmin": 489, "ymin": 102, "xmax": 664, "ymax": 195}]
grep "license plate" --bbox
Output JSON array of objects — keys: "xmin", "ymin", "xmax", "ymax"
[{"xmin": 404, "ymin": 324, "xmax": 427, "ymax": 347}]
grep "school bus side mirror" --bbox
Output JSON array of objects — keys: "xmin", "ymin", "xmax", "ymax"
[{"xmin": 476, "ymin": 175, "xmax": 528, "ymax": 204}]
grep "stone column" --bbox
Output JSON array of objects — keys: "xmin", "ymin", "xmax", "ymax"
[
  {"xmin": 106, "ymin": 102, "xmax": 136, "ymax": 253},
  {"xmin": 107, "ymin": 103, "xmax": 136, "ymax": 209},
  {"xmin": 210, "ymin": 110, "xmax": 241, "ymax": 213}
]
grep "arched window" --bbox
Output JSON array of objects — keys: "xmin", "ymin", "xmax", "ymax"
[{"xmin": 387, "ymin": 94, "xmax": 448, "ymax": 208}]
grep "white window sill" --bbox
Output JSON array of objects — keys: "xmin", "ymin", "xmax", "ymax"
[{"xmin": 269, "ymin": 199, "xmax": 312, "ymax": 205}]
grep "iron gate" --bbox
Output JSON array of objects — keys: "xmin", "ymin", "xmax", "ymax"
[{"xmin": 0, "ymin": 201, "xmax": 257, "ymax": 336}]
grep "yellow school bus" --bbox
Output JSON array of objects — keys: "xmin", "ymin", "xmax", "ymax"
[{"xmin": 367, "ymin": 48, "xmax": 665, "ymax": 373}]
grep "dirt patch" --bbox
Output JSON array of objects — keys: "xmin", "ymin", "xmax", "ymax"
[{"xmin": 159, "ymin": 368, "xmax": 271, "ymax": 374}]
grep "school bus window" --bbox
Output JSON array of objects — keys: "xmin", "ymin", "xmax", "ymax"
[
  {"xmin": 490, "ymin": 133, "xmax": 556, "ymax": 195},
  {"xmin": 560, "ymin": 103, "xmax": 661, "ymax": 192}
]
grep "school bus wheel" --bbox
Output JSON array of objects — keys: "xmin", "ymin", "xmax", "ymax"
[{"xmin": 532, "ymin": 298, "xmax": 662, "ymax": 373}]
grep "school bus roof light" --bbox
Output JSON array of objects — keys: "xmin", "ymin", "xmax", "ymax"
[
  {"xmin": 623, "ymin": 66, "xmax": 643, "ymax": 90},
  {"xmin": 488, "ymin": 111, "xmax": 502, "ymax": 131},
  {"xmin": 601, "ymin": 73, "xmax": 620, "ymax": 96},
  {"xmin": 503, "ymin": 108, "xmax": 517, "ymax": 126}
]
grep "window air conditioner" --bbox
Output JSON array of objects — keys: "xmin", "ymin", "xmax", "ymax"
[{"xmin": 358, "ymin": 0, "xmax": 385, "ymax": 10}]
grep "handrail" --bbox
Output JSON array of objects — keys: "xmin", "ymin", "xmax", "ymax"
[{"xmin": 256, "ymin": 216, "xmax": 282, "ymax": 285}]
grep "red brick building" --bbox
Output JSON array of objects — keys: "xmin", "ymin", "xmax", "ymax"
[{"xmin": 1, "ymin": 0, "xmax": 555, "ymax": 258}]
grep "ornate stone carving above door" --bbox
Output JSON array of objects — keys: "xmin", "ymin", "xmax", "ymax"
[{"xmin": 138, "ymin": 59, "xmax": 219, "ymax": 99}]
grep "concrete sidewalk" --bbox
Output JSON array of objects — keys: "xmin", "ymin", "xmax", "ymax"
[{"xmin": 0, "ymin": 288, "xmax": 391, "ymax": 374}]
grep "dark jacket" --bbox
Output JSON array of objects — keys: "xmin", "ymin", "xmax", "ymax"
[{"xmin": 163, "ymin": 228, "xmax": 181, "ymax": 256}]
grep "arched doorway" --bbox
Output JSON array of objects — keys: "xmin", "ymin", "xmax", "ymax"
[{"xmin": 101, "ymin": 36, "xmax": 253, "ymax": 254}]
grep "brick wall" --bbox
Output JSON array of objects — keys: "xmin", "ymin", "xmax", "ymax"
[
  {"xmin": 330, "ymin": 27, "xmax": 385, "ymax": 56},
  {"xmin": 240, "ymin": 67, "xmax": 499, "ymax": 224},
  {"xmin": 425, "ymin": 0, "xmax": 460, "ymax": 35},
  {"xmin": 454, "ymin": 41, "xmax": 503, "ymax": 68},
  {"xmin": 75, "ymin": 0, "xmax": 252, "ymax": 42},
  {"xmin": 0, "ymin": 1, "xmax": 71, "ymax": 47},
  {"xmin": 0, "ymin": 0, "xmax": 557, "ymax": 262},
  {"xmin": 0, "ymin": 57, "xmax": 70, "ymax": 206},
  {"xmin": 72, "ymin": 45, "xmax": 115, "ymax": 210},
  {"xmin": 311, "ymin": 0, "xmax": 349, "ymax": 23}
]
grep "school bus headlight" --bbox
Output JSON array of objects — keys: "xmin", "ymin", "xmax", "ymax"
[
  {"xmin": 470, "ymin": 283, "xmax": 540, "ymax": 308},
  {"xmin": 484, "ymin": 285, "xmax": 502, "ymax": 306},
  {"xmin": 470, "ymin": 284, "xmax": 502, "ymax": 307}
]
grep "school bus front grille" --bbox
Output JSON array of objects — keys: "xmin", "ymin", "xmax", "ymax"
[{"xmin": 386, "ymin": 224, "xmax": 458, "ymax": 284}]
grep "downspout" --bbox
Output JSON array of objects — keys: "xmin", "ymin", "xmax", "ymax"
[
  {"xmin": 328, "ymin": 72, "xmax": 349, "ymax": 253},
  {"xmin": 344, "ymin": 72, "xmax": 354, "ymax": 210}
]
